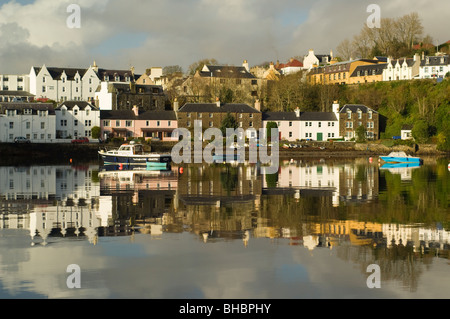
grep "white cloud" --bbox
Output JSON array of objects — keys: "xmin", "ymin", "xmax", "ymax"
[{"xmin": 0, "ymin": 0, "xmax": 448, "ymax": 74}]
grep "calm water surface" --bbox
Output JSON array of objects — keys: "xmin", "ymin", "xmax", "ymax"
[{"xmin": 0, "ymin": 156, "xmax": 448, "ymax": 299}]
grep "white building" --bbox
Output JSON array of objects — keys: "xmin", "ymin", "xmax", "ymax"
[
  {"xmin": 418, "ymin": 54, "xmax": 449, "ymax": 79},
  {"xmin": 262, "ymin": 109, "xmax": 302, "ymax": 142},
  {"xmin": 303, "ymin": 49, "xmax": 332, "ymax": 69},
  {"xmin": 29, "ymin": 62, "xmax": 138, "ymax": 102},
  {"xmin": 299, "ymin": 107, "xmax": 340, "ymax": 142},
  {"xmin": 0, "ymin": 102, "xmax": 56, "ymax": 143},
  {"xmin": 55, "ymin": 101, "xmax": 100, "ymax": 139},
  {"xmin": 0, "ymin": 74, "xmax": 30, "ymax": 92},
  {"xmin": 382, "ymin": 54, "xmax": 420, "ymax": 81},
  {"xmin": 262, "ymin": 103, "xmax": 340, "ymax": 142}
]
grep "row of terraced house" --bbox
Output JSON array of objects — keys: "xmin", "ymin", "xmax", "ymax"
[
  {"xmin": 0, "ymin": 58, "xmax": 392, "ymax": 144},
  {"xmin": 0, "ymin": 97, "xmax": 380, "ymax": 143}
]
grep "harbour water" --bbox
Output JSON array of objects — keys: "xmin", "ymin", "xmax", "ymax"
[{"xmin": 0, "ymin": 157, "xmax": 448, "ymax": 299}]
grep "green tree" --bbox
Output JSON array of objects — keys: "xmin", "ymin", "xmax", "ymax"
[
  {"xmin": 266, "ymin": 121, "xmax": 278, "ymax": 139},
  {"xmin": 220, "ymin": 112, "xmax": 238, "ymax": 135},
  {"xmin": 412, "ymin": 120, "xmax": 430, "ymax": 143},
  {"xmin": 91, "ymin": 126, "xmax": 101, "ymax": 139},
  {"xmin": 356, "ymin": 125, "xmax": 367, "ymax": 143}
]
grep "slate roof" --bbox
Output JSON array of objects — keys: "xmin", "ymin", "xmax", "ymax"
[
  {"xmin": 350, "ymin": 63, "xmax": 387, "ymax": 77},
  {"xmin": 101, "ymin": 110, "xmax": 176, "ymax": 120},
  {"xmin": 197, "ymin": 65, "xmax": 256, "ymax": 79},
  {"xmin": 178, "ymin": 103, "xmax": 260, "ymax": 113},
  {"xmin": 263, "ymin": 112, "xmax": 300, "ymax": 121},
  {"xmin": 339, "ymin": 104, "xmax": 378, "ymax": 114},
  {"xmin": 420, "ymin": 55, "xmax": 449, "ymax": 66},
  {"xmin": 299, "ymin": 112, "xmax": 338, "ymax": 121},
  {"xmin": 388, "ymin": 58, "xmax": 416, "ymax": 67},
  {"xmin": 0, "ymin": 91, "xmax": 35, "ymax": 97},
  {"xmin": 56, "ymin": 101, "xmax": 99, "ymax": 111},
  {"xmin": 0, "ymin": 103, "xmax": 55, "ymax": 115},
  {"xmin": 33, "ymin": 67, "xmax": 87, "ymax": 80}
]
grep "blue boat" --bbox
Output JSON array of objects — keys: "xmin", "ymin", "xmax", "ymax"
[
  {"xmin": 98, "ymin": 142, "xmax": 171, "ymax": 168},
  {"xmin": 380, "ymin": 162, "xmax": 421, "ymax": 169},
  {"xmin": 379, "ymin": 151, "xmax": 422, "ymax": 164}
]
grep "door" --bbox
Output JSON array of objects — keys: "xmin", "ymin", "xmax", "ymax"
[{"xmin": 317, "ymin": 133, "xmax": 323, "ymax": 141}]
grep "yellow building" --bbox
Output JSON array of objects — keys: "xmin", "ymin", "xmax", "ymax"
[
  {"xmin": 347, "ymin": 63, "xmax": 387, "ymax": 84},
  {"xmin": 307, "ymin": 59, "xmax": 384, "ymax": 85}
]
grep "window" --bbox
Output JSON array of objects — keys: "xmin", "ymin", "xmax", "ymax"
[
  {"xmin": 74, "ymin": 120, "xmax": 78, "ymax": 126},
  {"xmin": 187, "ymin": 121, "xmax": 191, "ymax": 127},
  {"xmin": 42, "ymin": 86, "xmax": 46, "ymax": 93},
  {"xmin": 41, "ymin": 134, "xmax": 44, "ymax": 140},
  {"xmin": 157, "ymin": 121, "xmax": 160, "ymax": 127},
  {"xmin": 26, "ymin": 122, "xmax": 30, "ymax": 129},
  {"xmin": 209, "ymin": 113, "xmax": 213, "ymax": 118},
  {"xmin": 318, "ymin": 122, "xmax": 322, "ymax": 127},
  {"xmin": 199, "ymin": 113, "xmax": 202, "ymax": 118},
  {"xmin": 85, "ymin": 120, "xmax": 92, "ymax": 127},
  {"xmin": 357, "ymin": 111, "xmax": 362, "ymax": 119},
  {"xmin": 103, "ymin": 120, "xmax": 110, "ymax": 127},
  {"xmin": 249, "ymin": 121, "xmax": 253, "ymax": 127},
  {"xmin": 86, "ymin": 109, "xmax": 90, "ymax": 116},
  {"xmin": 125, "ymin": 121, "xmax": 132, "ymax": 127},
  {"xmin": 368, "ymin": 111, "xmax": 372, "ymax": 119},
  {"xmin": 115, "ymin": 120, "xmax": 121, "ymax": 127},
  {"xmin": 347, "ymin": 111, "xmax": 352, "ymax": 119},
  {"xmin": 9, "ymin": 122, "xmax": 13, "ymax": 129},
  {"xmin": 289, "ymin": 132, "xmax": 292, "ymax": 138},
  {"xmin": 187, "ymin": 113, "xmax": 191, "ymax": 118},
  {"xmin": 209, "ymin": 121, "xmax": 213, "ymax": 128},
  {"xmin": 62, "ymin": 87, "xmax": 66, "ymax": 92},
  {"xmin": 41, "ymin": 122, "xmax": 45, "ymax": 129},
  {"xmin": 74, "ymin": 109, "xmax": 78, "ymax": 116},
  {"xmin": 168, "ymin": 121, "xmax": 171, "ymax": 127},
  {"xmin": 305, "ymin": 122, "xmax": 309, "ymax": 127},
  {"xmin": 289, "ymin": 121, "xmax": 292, "ymax": 127},
  {"xmin": 61, "ymin": 120, "xmax": 67, "ymax": 126}
]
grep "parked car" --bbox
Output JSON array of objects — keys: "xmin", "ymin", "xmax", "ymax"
[
  {"xmin": 14, "ymin": 137, "xmax": 31, "ymax": 144},
  {"xmin": 71, "ymin": 137, "xmax": 89, "ymax": 144}
]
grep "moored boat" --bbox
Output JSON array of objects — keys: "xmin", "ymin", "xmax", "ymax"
[
  {"xmin": 98, "ymin": 142, "xmax": 171, "ymax": 168},
  {"xmin": 379, "ymin": 151, "xmax": 422, "ymax": 164}
]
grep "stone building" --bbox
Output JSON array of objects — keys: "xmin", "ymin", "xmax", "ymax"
[
  {"xmin": 339, "ymin": 104, "xmax": 379, "ymax": 140},
  {"xmin": 94, "ymin": 82, "xmax": 166, "ymax": 111},
  {"xmin": 176, "ymin": 99, "xmax": 262, "ymax": 139}
]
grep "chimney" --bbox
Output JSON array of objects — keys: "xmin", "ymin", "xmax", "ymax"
[
  {"xmin": 132, "ymin": 105, "xmax": 139, "ymax": 116},
  {"xmin": 254, "ymin": 99, "xmax": 261, "ymax": 111},
  {"xmin": 173, "ymin": 98, "xmax": 179, "ymax": 112},
  {"xmin": 294, "ymin": 107, "xmax": 300, "ymax": 118},
  {"xmin": 422, "ymin": 51, "xmax": 425, "ymax": 60},
  {"xmin": 332, "ymin": 101, "xmax": 340, "ymax": 115},
  {"xmin": 243, "ymin": 60, "xmax": 249, "ymax": 72},
  {"xmin": 216, "ymin": 97, "xmax": 220, "ymax": 107}
]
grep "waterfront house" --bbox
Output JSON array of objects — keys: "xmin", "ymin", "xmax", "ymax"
[
  {"xmin": 262, "ymin": 109, "xmax": 302, "ymax": 142},
  {"xmin": 100, "ymin": 105, "xmax": 177, "ymax": 141},
  {"xmin": 55, "ymin": 101, "xmax": 100, "ymax": 140},
  {"xmin": 339, "ymin": 104, "xmax": 379, "ymax": 140},
  {"xmin": 0, "ymin": 102, "xmax": 56, "ymax": 143},
  {"xmin": 176, "ymin": 99, "xmax": 262, "ymax": 140}
]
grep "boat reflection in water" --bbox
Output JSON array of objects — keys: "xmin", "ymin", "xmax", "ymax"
[{"xmin": 0, "ymin": 158, "xmax": 449, "ymax": 297}]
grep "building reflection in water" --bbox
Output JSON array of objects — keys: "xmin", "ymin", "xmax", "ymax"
[{"xmin": 0, "ymin": 159, "xmax": 448, "ymax": 290}]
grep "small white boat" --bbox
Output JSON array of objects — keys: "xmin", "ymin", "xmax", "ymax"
[
  {"xmin": 379, "ymin": 151, "xmax": 422, "ymax": 164},
  {"xmin": 98, "ymin": 142, "xmax": 171, "ymax": 168}
]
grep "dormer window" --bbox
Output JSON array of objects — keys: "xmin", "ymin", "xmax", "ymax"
[
  {"xmin": 347, "ymin": 110, "xmax": 352, "ymax": 119},
  {"xmin": 357, "ymin": 110, "xmax": 362, "ymax": 119}
]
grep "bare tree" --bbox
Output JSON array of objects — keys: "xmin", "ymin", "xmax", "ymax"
[{"xmin": 336, "ymin": 38, "xmax": 355, "ymax": 61}]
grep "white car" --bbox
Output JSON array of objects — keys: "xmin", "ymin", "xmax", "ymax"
[{"xmin": 14, "ymin": 137, "xmax": 31, "ymax": 144}]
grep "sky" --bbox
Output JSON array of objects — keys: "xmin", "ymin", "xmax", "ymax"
[{"xmin": 0, "ymin": 0, "xmax": 449, "ymax": 75}]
